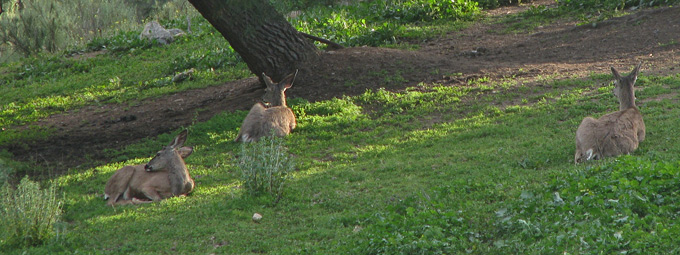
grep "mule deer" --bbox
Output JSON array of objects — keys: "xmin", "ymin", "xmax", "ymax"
[
  {"xmin": 104, "ymin": 130, "xmax": 195, "ymax": 206},
  {"xmin": 574, "ymin": 64, "xmax": 645, "ymax": 163},
  {"xmin": 234, "ymin": 71, "xmax": 298, "ymax": 142}
]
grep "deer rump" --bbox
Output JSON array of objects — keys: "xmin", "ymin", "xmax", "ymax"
[
  {"xmin": 235, "ymin": 103, "xmax": 296, "ymax": 142},
  {"xmin": 575, "ymin": 106, "xmax": 644, "ymax": 163},
  {"xmin": 105, "ymin": 165, "xmax": 178, "ymax": 205}
]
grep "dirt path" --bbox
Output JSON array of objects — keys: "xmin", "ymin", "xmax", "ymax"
[{"xmin": 5, "ymin": 3, "xmax": 680, "ymax": 173}]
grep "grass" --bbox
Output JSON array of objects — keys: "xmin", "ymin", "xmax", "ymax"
[
  {"xmin": 5, "ymin": 67, "xmax": 678, "ymax": 253},
  {"xmin": 3, "ymin": 1, "xmax": 680, "ymax": 254},
  {"xmin": 0, "ymin": 0, "xmax": 480, "ymax": 147}
]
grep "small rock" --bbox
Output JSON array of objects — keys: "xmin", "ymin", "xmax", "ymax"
[
  {"xmin": 172, "ymin": 68, "xmax": 195, "ymax": 83},
  {"xmin": 140, "ymin": 21, "xmax": 185, "ymax": 45},
  {"xmin": 252, "ymin": 213, "xmax": 263, "ymax": 222}
]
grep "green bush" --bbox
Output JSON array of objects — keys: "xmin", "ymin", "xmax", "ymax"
[
  {"xmin": 358, "ymin": 0, "xmax": 479, "ymax": 23},
  {"xmin": 291, "ymin": 0, "xmax": 480, "ymax": 47},
  {"xmin": 237, "ymin": 136, "xmax": 295, "ymax": 200},
  {"xmin": 0, "ymin": 176, "xmax": 63, "ymax": 249}
]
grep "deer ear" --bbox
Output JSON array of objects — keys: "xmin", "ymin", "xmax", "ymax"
[
  {"xmin": 611, "ymin": 67, "xmax": 622, "ymax": 80},
  {"xmin": 261, "ymin": 72, "xmax": 275, "ymax": 88},
  {"xmin": 280, "ymin": 69, "xmax": 298, "ymax": 89},
  {"xmin": 177, "ymin": 146, "xmax": 193, "ymax": 158},
  {"xmin": 169, "ymin": 130, "xmax": 188, "ymax": 148},
  {"xmin": 630, "ymin": 63, "xmax": 642, "ymax": 79}
]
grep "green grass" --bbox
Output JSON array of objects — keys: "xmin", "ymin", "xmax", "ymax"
[
  {"xmin": 0, "ymin": 1, "xmax": 480, "ymax": 147},
  {"xmin": 3, "ymin": 2, "xmax": 680, "ymax": 254},
  {"xmin": 5, "ymin": 69, "xmax": 679, "ymax": 254}
]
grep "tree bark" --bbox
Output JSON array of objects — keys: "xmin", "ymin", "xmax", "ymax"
[{"xmin": 187, "ymin": 0, "xmax": 320, "ymax": 82}]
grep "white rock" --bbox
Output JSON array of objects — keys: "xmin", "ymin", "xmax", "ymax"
[
  {"xmin": 252, "ymin": 213, "xmax": 263, "ymax": 222},
  {"xmin": 140, "ymin": 21, "xmax": 178, "ymax": 45}
]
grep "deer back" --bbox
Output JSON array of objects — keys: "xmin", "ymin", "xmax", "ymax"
[
  {"xmin": 235, "ymin": 71, "xmax": 298, "ymax": 142},
  {"xmin": 574, "ymin": 64, "xmax": 645, "ymax": 163}
]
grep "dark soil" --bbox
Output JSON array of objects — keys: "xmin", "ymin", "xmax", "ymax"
[{"xmin": 5, "ymin": 2, "xmax": 680, "ymax": 173}]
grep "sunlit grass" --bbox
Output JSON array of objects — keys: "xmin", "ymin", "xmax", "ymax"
[{"xmin": 9, "ymin": 68, "xmax": 677, "ymax": 253}]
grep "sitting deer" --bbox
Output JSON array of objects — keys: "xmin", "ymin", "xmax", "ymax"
[
  {"xmin": 235, "ymin": 71, "xmax": 298, "ymax": 142},
  {"xmin": 574, "ymin": 64, "xmax": 645, "ymax": 163},
  {"xmin": 104, "ymin": 130, "xmax": 195, "ymax": 206}
]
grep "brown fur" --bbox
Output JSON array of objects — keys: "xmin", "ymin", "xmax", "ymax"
[
  {"xmin": 574, "ymin": 64, "xmax": 645, "ymax": 163},
  {"xmin": 235, "ymin": 71, "xmax": 297, "ymax": 142},
  {"xmin": 104, "ymin": 130, "xmax": 194, "ymax": 206}
]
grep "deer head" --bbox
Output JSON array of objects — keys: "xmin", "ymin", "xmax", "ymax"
[
  {"xmin": 261, "ymin": 70, "xmax": 298, "ymax": 107},
  {"xmin": 611, "ymin": 63, "xmax": 641, "ymax": 110},
  {"xmin": 145, "ymin": 130, "xmax": 193, "ymax": 172}
]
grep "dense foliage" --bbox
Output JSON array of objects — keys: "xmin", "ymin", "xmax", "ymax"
[{"xmin": 495, "ymin": 157, "xmax": 680, "ymax": 254}]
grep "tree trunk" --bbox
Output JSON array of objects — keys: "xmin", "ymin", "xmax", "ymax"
[{"xmin": 187, "ymin": 0, "xmax": 320, "ymax": 82}]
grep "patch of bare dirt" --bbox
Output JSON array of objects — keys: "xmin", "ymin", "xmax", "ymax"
[{"xmin": 4, "ymin": 3, "xmax": 680, "ymax": 173}]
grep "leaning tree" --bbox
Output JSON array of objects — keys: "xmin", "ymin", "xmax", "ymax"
[{"xmin": 187, "ymin": 0, "xmax": 323, "ymax": 82}]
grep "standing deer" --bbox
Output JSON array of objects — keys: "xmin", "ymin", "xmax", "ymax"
[
  {"xmin": 235, "ymin": 71, "xmax": 298, "ymax": 142},
  {"xmin": 104, "ymin": 130, "xmax": 195, "ymax": 206},
  {"xmin": 574, "ymin": 64, "xmax": 645, "ymax": 163}
]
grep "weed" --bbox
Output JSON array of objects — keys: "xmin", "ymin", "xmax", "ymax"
[
  {"xmin": 0, "ymin": 177, "xmax": 62, "ymax": 249},
  {"xmin": 237, "ymin": 136, "xmax": 295, "ymax": 202}
]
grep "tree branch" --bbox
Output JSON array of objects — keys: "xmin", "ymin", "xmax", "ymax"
[{"xmin": 299, "ymin": 32, "xmax": 344, "ymax": 50}]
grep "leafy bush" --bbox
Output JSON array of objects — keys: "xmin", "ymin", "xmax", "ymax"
[
  {"xmin": 291, "ymin": 0, "xmax": 480, "ymax": 47},
  {"xmin": 237, "ymin": 136, "xmax": 295, "ymax": 200},
  {"xmin": 0, "ymin": 177, "xmax": 63, "ymax": 249},
  {"xmin": 357, "ymin": 0, "xmax": 479, "ymax": 23},
  {"xmin": 493, "ymin": 157, "xmax": 680, "ymax": 254},
  {"xmin": 170, "ymin": 47, "xmax": 242, "ymax": 73}
]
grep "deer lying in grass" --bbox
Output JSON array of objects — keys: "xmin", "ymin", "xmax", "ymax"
[
  {"xmin": 235, "ymin": 71, "xmax": 298, "ymax": 142},
  {"xmin": 574, "ymin": 64, "xmax": 645, "ymax": 163},
  {"xmin": 104, "ymin": 130, "xmax": 195, "ymax": 206}
]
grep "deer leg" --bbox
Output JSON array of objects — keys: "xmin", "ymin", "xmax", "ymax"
[
  {"xmin": 139, "ymin": 187, "xmax": 164, "ymax": 202},
  {"xmin": 574, "ymin": 149, "xmax": 582, "ymax": 164},
  {"xmin": 131, "ymin": 197, "xmax": 154, "ymax": 204}
]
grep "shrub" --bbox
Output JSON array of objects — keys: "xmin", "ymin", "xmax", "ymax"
[
  {"xmin": 0, "ymin": 0, "xmax": 139, "ymax": 57},
  {"xmin": 0, "ymin": 176, "xmax": 63, "ymax": 249},
  {"xmin": 291, "ymin": 0, "xmax": 480, "ymax": 47},
  {"xmin": 359, "ymin": 0, "xmax": 479, "ymax": 23},
  {"xmin": 237, "ymin": 136, "xmax": 295, "ymax": 200}
]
